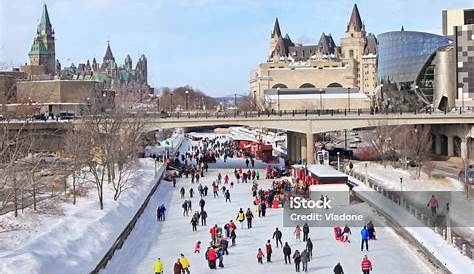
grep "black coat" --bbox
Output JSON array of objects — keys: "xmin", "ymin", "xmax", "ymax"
[
  {"xmin": 283, "ymin": 245, "xmax": 291, "ymax": 255},
  {"xmin": 273, "ymin": 230, "xmax": 282, "ymax": 239},
  {"xmin": 333, "ymin": 263, "xmax": 344, "ymax": 274}
]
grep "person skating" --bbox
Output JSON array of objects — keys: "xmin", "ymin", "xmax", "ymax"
[
  {"xmin": 246, "ymin": 208, "xmax": 254, "ymax": 229},
  {"xmin": 251, "ymin": 157, "xmax": 255, "ymax": 168},
  {"xmin": 189, "ymin": 188, "xmax": 194, "ymax": 198},
  {"xmin": 207, "ymin": 247, "xmax": 217, "ymax": 269},
  {"xmin": 333, "ymin": 262, "xmax": 344, "ymax": 274},
  {"xmin": 183, "ymin": 200, "xmax": 189, "ymax": 216},
  {"xmin": 190, "ymin": 215, "xmax": 198, "ymax": 231},
  {"xmin": 200, "ymin": 210, "xmax": 207, "ymax": 226},
  {"xmin": 187, "ymin": 200, "xmax": 192, "ymax": 211},
  {"xmin": 180, "ymin": 187, "xmax": 185, "ymax": 199},
  {"xmin": 293, "ymin": 250, "xmax": 301, "ymax": 272},
  {"xmin": 256, "ymin": 170, "xmax": 260, "ymax": 180},
  {"xmin": 302, "ymin": 223, "xmax": 310, "ymax": 241},
  {"xmin": 283, "ymin": 242, "xmax": 292, "ymax": 264},
  {"xmin": 159, "ymin": 204, "xmax": 166, "ymax": 221},
  {"xmin": 427, "ymin": 195, "xmax": 438, "ymax": 217},
  {"xmin": 153, "ymin": 258, "xmax": 163, "ymax": 274},
  {"xmin": 230, "ymin": 226, "xmax": 237, "ymax": 246},
  {"xmin": 361, "ymin": 226, "xmax": 369, "ymax": 251},
  {"xmin": 217, "ymin": 248, "xmax": 224, "ymax": 268},
  {"xmin": 361, "ymin": 255, "xmax": 373, "ymax": 274},
  {"xmin": 306, "ymin": 238, "xmax": 313, "ymax": 259},
  {"xmin": 245, "ymin": 158, "xmax": 250, "ymax": 168},
  {"xmin": 265, "ymin": 240, "xmax": 273, "ymax": 262},
  {"xmin": 301, "ymin": 249, "xmax": 310, "ymax": 272},
  {"xmin": 257, "ymin": 248, "xmax": 265, "ymax": 264},
  {"xmin": 366, "ymin": 221, "xmax": 376, "ymax": 240},
  {"xmin": 199, "ymin": 198, "xmax": 205, "ymax": 212},
  {"xmin": 294, "ymin": 225, "xmax": 301, "ymax": 240},
  {"xmin": 173, "ymin": 176, "xmax": 177, "ymax": 187},
  {"xmin": 225, "ymin": 190, "xmax": 231, "ymax": 203},
  {"xmin": 217, "ymin": 173, "xmax": 222, "ymax": 184},
  {"xmin": 180, "ymin": 253, "xmax": 190, "ymax": 274},
  {"xmin": 203, "ymin": 185, "xmax": 209, "ymax": 196},
  {"xmin": 236, "ymin": 208, "xmax": 245, "ymax": 229},
  {"xmin": 221, "ymin": 236, "xmax": 229, "ymax": 255},
  {"xmin": 272, "ymin": 227, "xmax": 283, "ymax": 247},
  {"xmin": 210, "ymin": 224, "xmax": 218, "ymax": 244},
  {"xmin": 260, "ymin": 201, "xmax": 267, "ymax": 217},
  {"xmin": 157, "ymin": 206, "xmax": 162, "ymax": 222},
  {"xmin": 173, "ymin": 258, "xmax": 182, "ymax": 274},
  {"xmin": 212, "ymin": 182, "xmax": 219, "ymax": 198},
  {"xmin": 194, "ymin": 241, "xmax": 201, "ymax": 253}
]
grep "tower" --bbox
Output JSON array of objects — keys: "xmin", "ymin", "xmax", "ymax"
[
  {"xmin": 124, "ymin": 54, "xmax": 132, "ymax": 71},
  {"xmin": 340, "ymin": 4, "xmax": 368, "ymax": 88},
  {"xmin": 28, "ymin": 3, "xmax": 56, "ymax": 75}
]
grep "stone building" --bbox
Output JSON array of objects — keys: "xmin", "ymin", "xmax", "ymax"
[{"xmin": 249, "ymin": 4, "xmax": 377, "ymax": 110}]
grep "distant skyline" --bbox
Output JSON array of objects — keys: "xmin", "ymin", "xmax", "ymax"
[{"xmin": 0, "ymin": 0, "xmax": 471, "ymax": 96}]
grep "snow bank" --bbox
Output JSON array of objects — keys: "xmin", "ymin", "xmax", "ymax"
[
  {"xmin": 351, "ymin": 177, "xmax": 473, "ymax": 274},
  {"xmin": 144, "ymin": 134, "xmax": 184, "ymax": 157},
  {"xmin": 0, "ymin": 159, "xmax": 165, "ymax": 274}
]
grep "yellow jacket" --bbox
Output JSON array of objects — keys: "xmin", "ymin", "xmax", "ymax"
[
  {"xmin": 153, "ymin": 259, "xmax": 163, "ymax": 273},
  {"xmin": 236, "ymin": 212, "xmax": 245, "ymax": 221},
  {"xmin": 180, "ymin": 257, "xmax": 190, "ymax": 268}
]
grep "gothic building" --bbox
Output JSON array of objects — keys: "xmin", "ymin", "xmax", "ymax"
[{"xmin": 250, "ymin": 4, "xmax": 377, "ymax": 110}]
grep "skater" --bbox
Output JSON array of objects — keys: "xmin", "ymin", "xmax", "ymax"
[
  {"xmin": 189, "ymin": 188, "xmax": 194, "ymax": 198},
  {"xmin": 294, "ymin": 225, "xmax": 301, "ymax": 240},
  {"xmin": 257, "ymin": 248, "xmax": 265, "ymax": 264},
  {"xmin": 199, "ymin": 198, "xmax": 205, "ymax": 212},
  {"xmin": 306, "ymin": 238, "xmax": 313, "ymax": 259},
  {"xmin": 201, "ymin": 210, "xmax": 207, "ymax": 226},
  {"xmin": 217, "ymin": 248, "xmax": 224, "ymax": 268},
  {"xmin": 283, "ymin": 242, "xmax": 292, "ymax": 264},
  {"xmin": 236, "ymin": 208, "xmax": 245, "ymax": 229},
  {"xmin": 173, "ymin": 176, "xmax": 176, "ymax": 187},
  {"xmin": 194, "ymin": 241, "xmax": 201, "ymax": 253},
  {"xmin": 245, "ymin": 158, "xmax": 250, "ymax": 168},
  {"xmin": 187, "ymin": 200, "xmax": 192, "ymax": 211},
  {"xmin": 265, "ymin": 240, "xmax": 272, "ymax": 262},
  {"xmin": 225, "ymin": 190, "xmax": 231, "ymax": 203},
  {"xmin": 366, "ymin": 221, "xmax": 376, "ymax": 240},
  {"xmin": 210, "ymin": 224, "xmax": 218, "ymax": 244},
  {"xmin": 221, "ymin": 236, "xmax": 229, "ymax": 255},
  {"xmin": 230, "ymin": 226, "xmax": 237, "ymax": 246},
  {"xmin": 173, "ymin": 258, "xmax": 182, "ymax": 274},
  {"xmin": 427, "ymin": 195, "xmax": 438, "ymax": 217},
  {"xmin": 361, "ymin": 255, "xmax": 373, "ymax": 274},
  {"xmin": 153, "ymin": 258, "xmax": 163, "ymax": 274},
  {"xmin": 246, "ymin": 208, "xmax": 254, "ymax": 229},
  {"xmin": 157, "ymin": 206, "xmax": 162, "ymax": 221},
  {"xmin": 251, "ymin": 157, "xmax": 255, "ymax": 168},
  {"xmin": 224, "ymin": 174, "xmax": 229, "ymax": 184},
  {"xmin": 293, "ymin": 250, "xmax": 301, "ymax": 272},
  {"xmin": 207, "ymin": 247, "xmax": 217, "ymax": 269},
  {"xmin": 256, "ymin": 170, "xmax": 260, "ymax": 180},
  {"xmin": 333, "ymin": 262, "xmax": 344, "ymax": 274},
  {"xmin": 180, "ymin": 187, "xmax": 185, "ymax": 198},
  {"xmin": 260, "ymin": 201, "xmax": 267, "ymax": 217},
  {"xmin": 191, "ymin": 215, "xmax": 198, "ymax": 231},
  {"xmin": 301, "ymin": 249, "xmax": 310, "ymax": 272},
  {"xmin": 361, "ymin": 226, "xmax": 369, "ymax": 251},
  {"xmin": 302, "ymin": 223, "xmax": 310, "ymax": 241},
  {"xmin": 183, "ymin": 200, "xmax": 189, "ymax": 216},
  {"xmin": 272, "ymin": 227, "xmax": 283, "ymax": 247},
  {"xmin": 179, "ymin": 254, "xmax": 190, "ymax": 274},
  {"xmin": 203, "ymin": 185, "xmax": 209, "ymax": 196}
]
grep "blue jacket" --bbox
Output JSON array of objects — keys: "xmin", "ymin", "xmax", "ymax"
[
  {"xmin": 260, "ymin": 202, "xmax": 267, "ymax": 210},
  {"xmin": 361, "ymin": 228, "xmax": 369, "ymax": 240}
]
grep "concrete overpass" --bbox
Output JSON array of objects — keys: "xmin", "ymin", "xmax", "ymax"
[{"xmin": 143, "ymin": 111, "xmax": 474, "ymax": 164}]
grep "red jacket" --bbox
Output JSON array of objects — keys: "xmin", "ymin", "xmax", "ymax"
[
  {"xmin": 265, "ymin": 243, "xmax": 272, "ymax": 254},
  {"xmin": 361, "ymin": 258, "xmax": 372, "ymax": 271},
  {"xmin": 257, "ymin": 251, "xmax": 264, "ymax": 258},
  {"xmin": 208, "ymin": 249, "xmax": 217, "ymax": 261},
  {"xmin": 210, "ymin": 226, "xmax": 217, "ymax": 236}
]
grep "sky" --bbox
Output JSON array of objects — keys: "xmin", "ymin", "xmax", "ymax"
[{"xmin": 0, "ymin": 0, "xmax": 472, "ymax": 97}]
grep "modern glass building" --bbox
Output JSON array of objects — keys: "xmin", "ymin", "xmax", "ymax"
[{"xmin": 377, "ymin": 31, "xmax": 451, "ymax": 111}]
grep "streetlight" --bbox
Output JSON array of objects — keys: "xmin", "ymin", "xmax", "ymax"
[
  {"xmin": 185, "ymin": 90, "xmax": 189, "ymax": 111},
  {"xmin": 337, "ymin": 151, "xmax": 341, "ymax": 171},
  {"xmin": 347, "ymin": 87, "xmax": 351, "ymax": 112},
  {"xmin": 277, "ymin": 87, "xmax": 280, "ymax": 112},
  {"xmin": 399, "ymin": 177, "xmax": 403, "ymax": 206},
  {"xmin": 319, "ymin": 88, "xmax": 323, "ymax": 110}
]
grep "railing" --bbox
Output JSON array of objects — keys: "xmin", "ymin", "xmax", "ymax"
[
  {"xmin": 351, "ymin": 171, "xmax": 473, "ymax": 260},
  {"xmin": 89, "ymin": 163, "xmax": 166, "ymax": 274},
  {"xmin": 144, "ymin": 106, "xmax": 474, "ymax": 120}
]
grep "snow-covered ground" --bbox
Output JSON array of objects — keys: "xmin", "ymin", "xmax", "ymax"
[
  {"xmin": 144, "ymin": 131, "xmax": 185, "ymax": 157},
  {"xmin": 102, "ymin": 139, "xmax": 433, "ymax": 274},
  {"xmin": 0, "ymin": 158, "xmax": 164, "ymax": 274}
]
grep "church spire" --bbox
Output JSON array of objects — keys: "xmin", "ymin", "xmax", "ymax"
[
  {"xmin": 40, "ymin": 4, "xmax": 52, "ymax": 29},
  {"xmin": 272, "ymin": 17, "xmax": 282, "ymax": 38},
  {"xmin": 346, "ymin": 4, "xmax": 363, "ymax": 32}
]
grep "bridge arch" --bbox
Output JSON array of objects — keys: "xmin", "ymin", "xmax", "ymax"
[
  {"xmin": 299, "ymin": 83, "xmax": 315, "ymax": 88},
  {"xmin": 271, "ymin": 83, "xmax": 288, "ymax": 89},
  {"xmin": 327, "ymin": 82, "xmax": 343, "ymax": 88}
]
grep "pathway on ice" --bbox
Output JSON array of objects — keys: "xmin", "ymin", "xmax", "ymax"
[{"xmin": 103, "ymin": 142, "xmax": 432, "ymax": 273}]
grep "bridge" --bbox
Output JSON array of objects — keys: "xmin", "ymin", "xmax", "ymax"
[{"xmin": 143, "ymin": 110, "xmax": 474, "ymax": 164}]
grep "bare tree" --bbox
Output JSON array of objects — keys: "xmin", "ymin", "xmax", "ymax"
[{"xmin": 363, "ymin": 124, "xmax": 398, "ymax": 167}]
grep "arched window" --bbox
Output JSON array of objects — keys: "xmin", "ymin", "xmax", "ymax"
[
  {"xmin": 327, "ymin": 82, "xmax": 343, "ymax": 87},
  {"xmin": 299, "ymin": 83, "xmax": 315, "ymax": 88},
  {"xmin": 272, "ymin": 83, "xmax": 288, "ymax": 89}
]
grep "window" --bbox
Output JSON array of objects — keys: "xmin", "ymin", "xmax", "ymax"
[{"xmin": 349, "ymin": 50, "xmax": 354, "ymax": 58}]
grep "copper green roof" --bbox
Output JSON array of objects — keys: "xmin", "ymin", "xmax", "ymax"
[
  {"xmin": 92, "ymin": 73, "xmax": 110, "ymax": 83},
  {"xmin": 118, "ymin": 68, "xmax": 129, "ymax": 81},
  {"xmin": 29, "ymin": 39, "xmax": 49, "ymax": 55},
  {"xmin": 40, "ymin": 4, "xmax": 52, "ymax": 29}
]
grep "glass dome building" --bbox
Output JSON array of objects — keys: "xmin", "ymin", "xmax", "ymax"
[{"xmin": 377, "ymin": 31, "xmax": 452, "ymax": 111}]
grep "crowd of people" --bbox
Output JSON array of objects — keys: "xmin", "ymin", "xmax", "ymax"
[{"xmin": 153, "ymin": 135, "xmax": 377, "ymax": 274}]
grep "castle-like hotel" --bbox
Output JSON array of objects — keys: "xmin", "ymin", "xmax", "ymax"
[{"xmin": 250, "ymin": 4, "xmax": 377, "ymax": 110}]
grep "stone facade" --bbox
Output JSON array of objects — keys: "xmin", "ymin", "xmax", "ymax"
[
  {"xmin": 250, "ymin": 4, "xmax": 377, "ymax": 110},
  {"xmin": 455, "ymin": 24, "xmax": 474, "ymax": 105}
]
